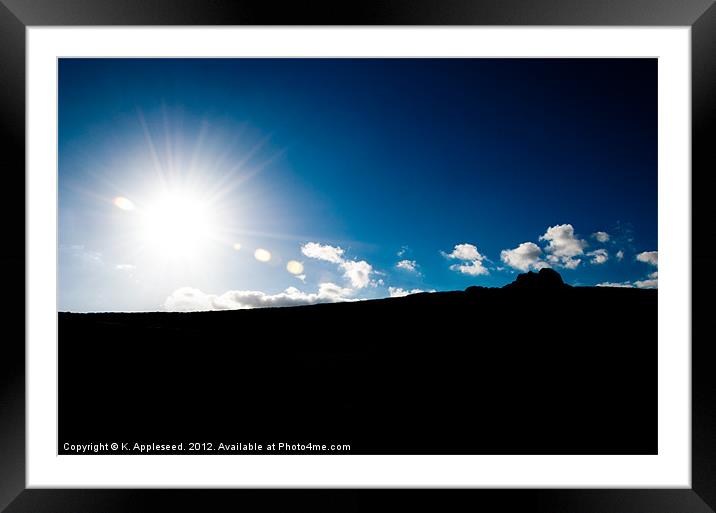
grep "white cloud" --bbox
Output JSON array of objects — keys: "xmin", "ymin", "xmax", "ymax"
[
  {"xmin": 592, "ymin": 231, "xmax": 610, "ymax": 243},
  {"xmin": 301, "ymin": 241, "xmax": 376, "ymax": 289},
  {"xmin": 443, "ymin": 243, "xmax": 481, "ymax": 261},
  {"xmin": 164, "ymin": 282, "xmax": 355, "ymax": 312},
  {"xmin": 631, "ymin": 252, "xmax": 658, "ymax": 288},
  {"xmin": 636, "ymin": 251, "xmax": 658, "ymax": 266},
  {"xmin": 316, "ymin": 282, "xmax": 355, "ymax": 300},
  {"xmin": 546, "ymin": 253, "xmax": 581, "ymax": 269},
  {"xmin": 61, "ymin": 245, "xmax": 103, "ymax": 266},
  {"xmin": 450, "ymin": 261, "xmax": 489, "ymax": 276},
  {"xmin": 500, "ymin": 242, "xmax": 545, "ymax": 272},
  {"xmin": 561, "ymin": 257, "xmax": 582, "ymax": 269},
  {"xmin": 442, "ymin": 243, "xmax": 489, "ymax": 276},
  {"xmin": 301, "ymin": 242, "xmax": 345, "ymax": 264},
  {"xmin": 115, "ymin": 264, "xmax": 136, "ymax": 271},
  {"xmin": 396, "ymin": 259, "xmax": 418, "ymax": 273},
  {"xmin": 340, "ymin": 259, "xmax": 373, "ymax": 289},
  {"xmin": 540, "ymin": 224, "xmax": 587, "ymax": 257},
  {"xmin": 397, "ymin": 246, "xmax": 409, "ymax": 257},
  {"xmin": 539, "ymin": 224, "xmax": 587, "ymax": 269},
  {"xmin": 164, "ymin": 287, "xmax": 216, "ymax": 311},
  {"xmin": 616, "ymin": 250, "xmax": 624, "ymax": 261},
  {"xmin": 388, "ymin": 287, "xmax": 429, "ymax": 298},
  {"xmin": 295, "ymin": 274, "xmax": 306, "ymax": 283},
  {"xmin": 596, "ymin": 272, "xmax": 658, "ymax": 289},
  {"xmin": 587, "ymin": 249, "xmax": 609, "ymax": 265}
]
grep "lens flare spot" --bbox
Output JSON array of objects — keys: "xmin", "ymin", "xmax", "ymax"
[
  {"xmin": 254, "ymin": 248, "xmax": 271, "ymax": 262},
  {"xmin": 286, "ymin": 260, "xmax": 304, "ymax": 275},
  {"xmin": 232, "ymin": 242, "xmax": 242, "ymax": 251},
  {"xmin": 113, "ymin": 196, "xmax": 135, "ymax": 211}
]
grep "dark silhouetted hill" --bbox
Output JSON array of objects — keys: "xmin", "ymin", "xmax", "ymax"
[
  {"xmin": 502, "ymin": 267, "xmax": 569, "ymax": 290},
  {"xmin": 59, "ymin": 271, "xmax": 656, "ymax": 455}
]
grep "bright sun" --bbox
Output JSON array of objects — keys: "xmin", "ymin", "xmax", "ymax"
[{"xmin": 139, "ymin": 191, "xmax": 215, "ymax": 261}]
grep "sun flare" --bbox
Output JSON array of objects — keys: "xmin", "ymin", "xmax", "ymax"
[
  {"xmin": 254, "ymin": 248, "xmax": 271, "ymax": 262},
  {"xmin": 286, "ymin": 260, "xmax": 304, "ymax": 275},
  {"xmin": 113, "ymin": 196, "xmax": 135, "ymax": 211},
  {"xmin": 139, "ymin": 190, "xmax": 215, "ymax": 261}
]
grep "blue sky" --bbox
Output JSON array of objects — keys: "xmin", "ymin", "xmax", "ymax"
[{"xmin": 59, "ymin": 58, "xmax": 658, "ymax": 312}]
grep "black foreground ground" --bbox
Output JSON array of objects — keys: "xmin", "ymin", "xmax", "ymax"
[{"xmin": 59, "ymin": 269, "xmax": 656, "ymax": 455}]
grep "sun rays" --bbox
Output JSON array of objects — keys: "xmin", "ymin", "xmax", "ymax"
[{"xmin": 99, "ymin": 108, "xmax": 296, "ymax": 272}]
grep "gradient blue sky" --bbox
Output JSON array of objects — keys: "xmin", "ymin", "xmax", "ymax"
[{"xmin": 59, "ymin": 58, "xmax": 658, "ymax": 312}]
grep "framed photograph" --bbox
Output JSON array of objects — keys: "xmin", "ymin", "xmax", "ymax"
[{"xmin": 3, "ymin": 1, "xmax": 715, "ymax": 511}]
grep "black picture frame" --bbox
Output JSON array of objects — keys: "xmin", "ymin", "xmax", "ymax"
[{"xmin": 2, "ymin": 1, "xmax": 714, "ymax": 511}]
